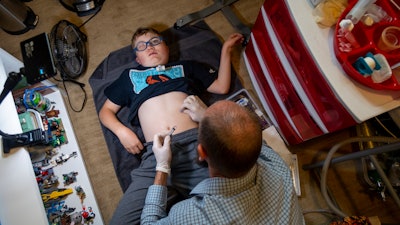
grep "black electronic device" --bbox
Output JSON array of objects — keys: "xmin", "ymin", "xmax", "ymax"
[
  {"xmin": 20, "ymin": 20, "xmax": 88, "ymax": 84},
  {"xmin": 20, "ymin": 33, "xmax": 57, "ymax": 84},
  {"xmin": 58, "ymin": 0, "xmax": 105, "ymax": 17},
  {"xmin": 0, "ymin": 129, "xmax": 49, "ymax": 153}
]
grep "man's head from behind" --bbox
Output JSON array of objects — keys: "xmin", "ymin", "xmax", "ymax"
[
  {"xmin": 131, "ymin": 27, "xmax": 169, "ymax": 67},
  {"xmin": 198, "ymin": 100, "xmax": 262, "ymax": 178}
]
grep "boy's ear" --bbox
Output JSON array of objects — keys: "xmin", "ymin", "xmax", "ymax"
[
  {"xmin": 135, "ymin": 56, "xmax": 141, "ymax": 64},
  {"xmin": 197, "ymin": 144, "xmax": 207, "ymax": 160}
]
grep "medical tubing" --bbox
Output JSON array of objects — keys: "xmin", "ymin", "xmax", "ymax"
[
  {"xmin": 303, "ymin": 140, "xmax": 400, "ymax": 170},
  {"xmin": 320, "ymin": 136, "xmax": 399, "ymax": 218}
]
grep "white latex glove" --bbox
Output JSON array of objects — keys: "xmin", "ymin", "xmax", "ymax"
[
  {"xmin": 152, "ymin": 131, "xmax": 172, "ymax": 175},
  {"xmin": 180, "ymin": 95, "xmax": 207, "ymax": 122}
]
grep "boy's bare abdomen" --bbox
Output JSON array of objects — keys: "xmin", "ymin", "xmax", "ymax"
[{"xmin": 138, "ymin": 91, "xmax": 198, "ymax": 141}]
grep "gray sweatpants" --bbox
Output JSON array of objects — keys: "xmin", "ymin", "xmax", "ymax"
[{"xmin": 109, "ymin": 128, "xmax": 209, "ymax": 225}]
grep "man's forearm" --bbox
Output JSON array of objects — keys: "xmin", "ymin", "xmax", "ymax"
[
  {"xmin": 140, "ymin": 171, "xmax": 169, "ymax": 224},
  {"xmin": 154, "ymin": 171, "xmax": 168, "ymax": 186}
]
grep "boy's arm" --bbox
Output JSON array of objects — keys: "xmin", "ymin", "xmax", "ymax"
[
  {"xmin": 99, "ymin": 99, "xmax": 144, "ymax": 154},
  {"xmin": 207, "ymin": 33, "xmax": 244, "ymax": 94}
]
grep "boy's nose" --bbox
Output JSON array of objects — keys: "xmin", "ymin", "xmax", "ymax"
[{"xmin": 146, "ymin": 44, "xmax": 155, "ymax": 50}]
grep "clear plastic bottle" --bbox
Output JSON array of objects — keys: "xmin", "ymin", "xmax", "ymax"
[{"xmin": 345, "ymin": 0, "xmax": 377, "ymax": 24}]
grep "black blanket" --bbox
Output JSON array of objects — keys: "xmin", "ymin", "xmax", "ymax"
[{"xmin": 89, "ymin": 21, "xmax": 242, "ymax": 191}]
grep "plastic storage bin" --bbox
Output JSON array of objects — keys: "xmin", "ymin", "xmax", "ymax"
[{"xmin": 244, "ymin": 0, "xmax": 356, "ymax": 144}]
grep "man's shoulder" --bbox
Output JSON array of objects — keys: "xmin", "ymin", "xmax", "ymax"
[{"xmin": 258, "ymin": 144, "xmax": 290, "ymax": 172}]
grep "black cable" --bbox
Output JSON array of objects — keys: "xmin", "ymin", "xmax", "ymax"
[
  {"xmin": 48, "ymin": 74, "xmax": 87, "ymax": 113},
  {"xmin": 78, "ymin": 5, "xmax": 102, "ymax": 29},
  {"xmin": 61, "ymin": 78, "xmax": 87, "ymax": 113}
]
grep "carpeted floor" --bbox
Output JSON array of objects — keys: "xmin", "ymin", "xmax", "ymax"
[{"xmin": 1, "ymin": 0, "xmax": 399, "ymax": 224}]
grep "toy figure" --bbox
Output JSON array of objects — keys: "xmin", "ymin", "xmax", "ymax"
[
  {"xmin": 75, "ymin": 185, "xmax": 86, "ymax": 203},
  {"xmin": 81, "ymin": 206, "xmax": 95, "ymax": 224},
  {"xmin": 63, "ymin": 171, "xmax": 78, "ymax": 185}
]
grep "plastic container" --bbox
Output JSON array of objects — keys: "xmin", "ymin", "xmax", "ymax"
[
  {"xmin": 345, "ymin": 0, "xmax": 377, "ymax": 24},
  {"xmin": 334, "ymin": 0, "xmax": 400, "ymax": 90},
  {"xmin": 378, "ymin": 26, "xmax": 400, "ymax": 51},
  {"xmin": 23, "ymin": 89, "xmax": 51, "ymax": 113}
]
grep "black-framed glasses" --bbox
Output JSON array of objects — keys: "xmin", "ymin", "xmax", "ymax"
[{"xmin": 134, "ymin": 36, "xmax": 163, "ymax": 52}]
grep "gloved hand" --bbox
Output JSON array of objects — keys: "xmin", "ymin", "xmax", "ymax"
[
  {"xmin": 152, "ymin": 131, "xmax": 172, "ymax": 175},
  {"xmin": 180, "ymin": 95, "xmax": 208, "ymax": 122}
]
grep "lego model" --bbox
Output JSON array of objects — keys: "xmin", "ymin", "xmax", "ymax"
[
  {"xmin": 41, "ymin": 188, "xmax": 73, "ymax": 203},
  {"xmin": 63, "ymin": 171, "xmax": 78, "ymax": 186}
]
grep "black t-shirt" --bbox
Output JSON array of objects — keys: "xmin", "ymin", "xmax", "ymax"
[{"xmin": 104, "ymin": 60, "xmax": 217, "ymax": 124}]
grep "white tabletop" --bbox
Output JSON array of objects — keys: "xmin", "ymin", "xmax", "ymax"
[
  {"xmin": 287, "ymin": 0, "xmax": 400, "ymax": 122},
  {"xmin": 0, "ymin": 49, "xmax": 49, "ymax": 225},
  {"xmin": 0, "ymin": 48, "xmax": 104, "ymax": 225}
]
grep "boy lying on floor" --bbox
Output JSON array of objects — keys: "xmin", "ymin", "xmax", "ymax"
[{"xmin": 99, "ymin": 26, "xmax": 243, "ymax": 225}]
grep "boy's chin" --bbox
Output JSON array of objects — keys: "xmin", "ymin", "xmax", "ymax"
[{"xmin": 144, "ymin": 62, "xmax": 167, "ymax": 68}]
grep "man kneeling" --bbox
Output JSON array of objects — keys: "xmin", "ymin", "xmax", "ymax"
[{"xmin": 141, "ymin": 98, "xmax": 305, "ymax": 224}]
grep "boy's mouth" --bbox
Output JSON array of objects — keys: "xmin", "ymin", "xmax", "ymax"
[{"xmin": 148, "ymin": 51, "xmax": 157, "ymax": 56}]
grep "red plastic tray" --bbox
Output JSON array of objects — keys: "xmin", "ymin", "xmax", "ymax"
[{"xmin": 334, "ymin": 0, "xmax": 400, "ymax": 90}]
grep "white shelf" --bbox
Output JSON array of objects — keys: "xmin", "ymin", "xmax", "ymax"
[{"xmin": 0, "ymin": 48, "xmax": 104, "ymax": 225}]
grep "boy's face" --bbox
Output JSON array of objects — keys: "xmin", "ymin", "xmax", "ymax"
[{"xmin": 134, "ymin": 32, "xmax": 169, "ymax": 67}]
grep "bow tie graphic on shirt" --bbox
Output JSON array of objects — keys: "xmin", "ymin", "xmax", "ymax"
[{"xmin": 129, "ymin": 65, "xmax": 185, "ymax": 94}]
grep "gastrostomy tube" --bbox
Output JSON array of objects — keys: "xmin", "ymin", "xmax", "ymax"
[{"xmin": 167, "ymin": 126, "xmax": 176, "ymax": 136}]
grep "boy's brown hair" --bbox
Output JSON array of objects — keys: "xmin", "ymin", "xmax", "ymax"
[{"xmin": 131, "ymin": 27, "xmax": 161, "ymax": 47}]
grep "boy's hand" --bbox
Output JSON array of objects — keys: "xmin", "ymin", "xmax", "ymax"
[
  {"xmin": 152, "ymin": 131, "xmax": 172, "ymax": 175},
  {"xmin": 180, "ymin": 95, "xmax": 208, "ymax": 122},
  {"xmin": 116, "ymin": 127, "xmax": 144, "ymax": 154},
  {"xmin": 223, "ymin": 33, "xmax": 244, "ymax": 50}
]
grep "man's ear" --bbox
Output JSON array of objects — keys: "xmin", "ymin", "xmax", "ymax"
[{"xmin": 197, "ymin": 144, "xmax": 207, "ymax": 161}]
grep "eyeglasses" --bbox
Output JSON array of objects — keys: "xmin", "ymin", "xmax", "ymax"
[{"xmin": 134, "ymin": 36, "xmax": 163, "ymax": 52}]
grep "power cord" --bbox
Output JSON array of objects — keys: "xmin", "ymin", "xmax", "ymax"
[
  {"xmin": 62, "ymin": 79, "xmax": 87, "ymax": 113},
  {"xmin": 78, "ymin": 5, "xmax": 102, "ymax": 29},
  {"xmin": 50, "ymin": 76, "xmax": 87, "ymax": 113},
  {"xmin": 320, "ymin": 136, "xmax": 400, "ymax": 218},
  {"xmin": 374, "ymin": 116, "xmax": 398, "ymax": 138}
]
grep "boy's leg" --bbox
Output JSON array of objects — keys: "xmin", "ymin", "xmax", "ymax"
[
  {"xmin": 109, "ymin": 128, "xmax": 209, "ymax": 225},
  {"xmin": 109, "ymin": 147, "xmax": 156, "ymax": 225},
  {"xmin": 169, "ymin": 129, "xmax": 209, "ymax": 197}
]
